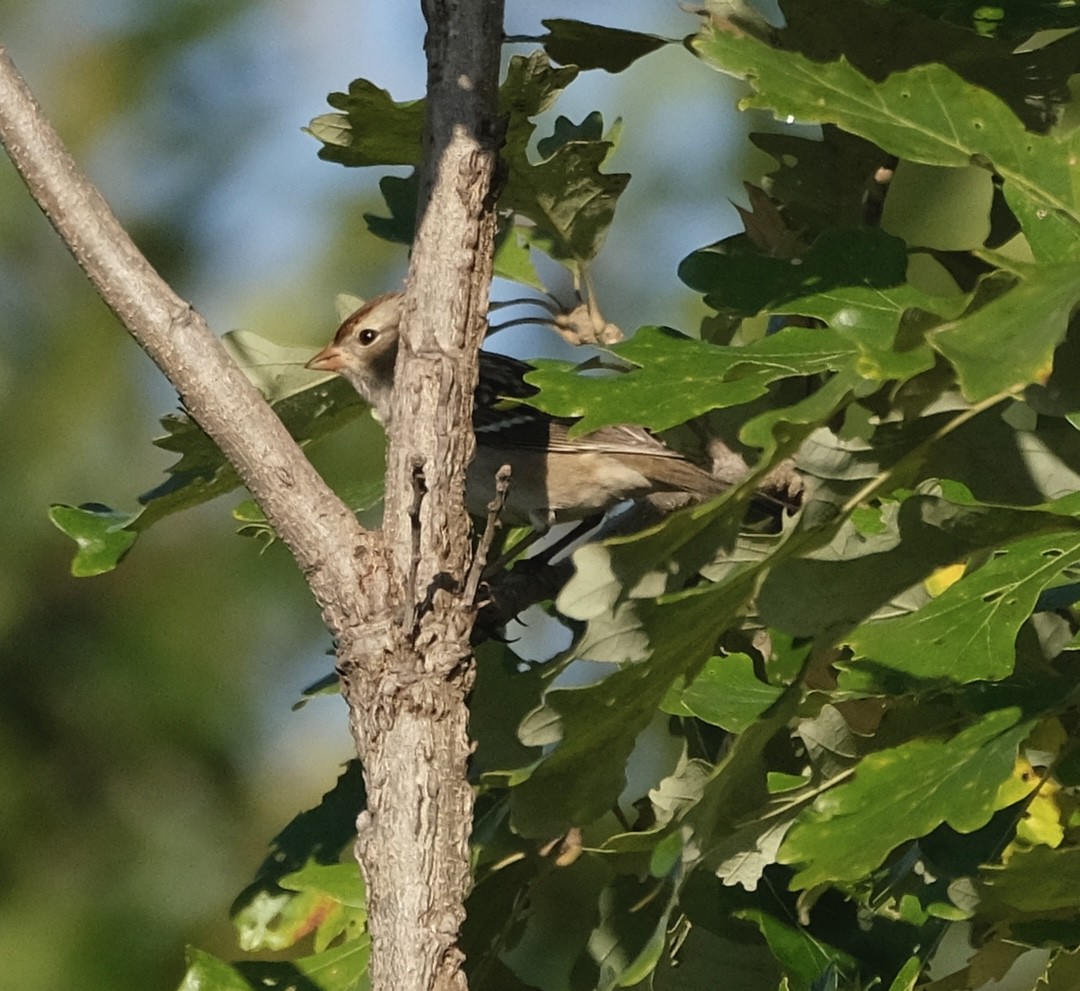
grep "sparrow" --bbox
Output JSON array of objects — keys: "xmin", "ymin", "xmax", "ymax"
[{"xmin": 305, "ymin": 292, "xmax": 728, "ymax": 530}]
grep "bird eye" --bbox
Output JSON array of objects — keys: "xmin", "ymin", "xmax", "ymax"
[{"xmin": 358, "ymin": 328, "xmax": 378, "ymax": 346}]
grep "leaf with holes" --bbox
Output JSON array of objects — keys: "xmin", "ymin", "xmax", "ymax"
[
  {"xmin": 779, "ymin": 708, "xmax": 1032, "ymax": 888},
  {"xmin": 843, "ymin": 529, "xmax": 1080, "ymax": 684}
]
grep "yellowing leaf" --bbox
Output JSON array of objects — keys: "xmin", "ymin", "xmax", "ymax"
[
  {"xmin": 1015, "ymin": 792, "xmax": 1066, "ymax": 849},
  {"xmin": 924, "ymin": 562, "xmax": 966, "ymax": 597},
  {"xmin": 994, "ymin": 757, "xmax": 1042, "ymax": 808}
]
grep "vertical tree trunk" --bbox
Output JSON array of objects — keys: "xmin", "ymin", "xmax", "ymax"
[
  {"xmin": 341, "ymin": 3, "xmax": 505, "ymax": 990},
  {"xmin": 0, "ymin": 1, "xmax": 506, "ymax": 985}
]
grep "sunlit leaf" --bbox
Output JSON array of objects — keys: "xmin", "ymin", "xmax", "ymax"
[
  {"xmin": 663, "ymin": 653, "xmax": 785, "ymax": 732},
  {"xmin": 844, "ymin": 530, "xmax": 1080, "ymax": 684},
  {"xmin": 779, "ymin": 708, "xmax": 1032, "ymax": 888},
  {"xmin": 47, "ymin": 504, "xmax": 139, "ymax": 577},
  {"xmin": 176, "ymin": 948, "xmax": 253, "ymax": 991},
  {"xmin": 691, "ymin": 21, "xmax": 1080, "ymax": 258},
  {"xmin": 524, "ymin": 324, "xmax": 857, "ymax": 436},
  {"xmin": 928, "ymin": 260, "xmax": 1080, "ymax": 401}
]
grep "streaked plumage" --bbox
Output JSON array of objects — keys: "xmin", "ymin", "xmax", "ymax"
[{"xmin": 306, "ymin": 292, "xmax": 726, "ymax": 528}]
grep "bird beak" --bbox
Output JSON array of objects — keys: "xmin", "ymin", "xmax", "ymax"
[{"xmin": 305, "ymin": 344, "xmax": 345, "ymax": 373}]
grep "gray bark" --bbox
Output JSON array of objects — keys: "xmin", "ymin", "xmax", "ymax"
[
  {"xmin": 0, "ymin": 0, "xmax": 505, "ymax": 985},
  {"xmin": 345, "ymin": 3, "xmax": 505, "ymax": 988}
]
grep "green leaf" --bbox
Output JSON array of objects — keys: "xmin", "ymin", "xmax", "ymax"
[
  {"xmin": 886, "ymin": 955, "xmax": 923, "ymax": 991},
  {"xmin": 511, "ymin": 578, "xmax": 753, "ymax": 837},
  {"xmin": 752, "ymin": 127, "xmax": 891, "ymax": 235},
  {"xmin": 535, "ymin": 110, "xmax": 605, "ymax": 159},
  {"xmin": 492, "ymin": 222, "xmax": 544, "ymax": 290},
  {"xmin": 499, "ymin": 858, "xmax": 610, "ymax": 990},
  {"xmin": 590, "ymin": 874, "xmax": 677, "ymax": 989},
  {"xmin": 235, "ymin": 884, "xmax": 335, "ymax": 953},
  {"xmin": 879, "ymin": 161, "xmax": 994, "ymax": 251},
  {"xmin": 307, "ymin": 78, "xmax": 424, "ymax": 167},
  {"xmin": 735, "ymin": 908, "xmax": 859, "ymax": 991},
  {"xmin": 679, "ymin": 227, "xmax": 909, "ymax": 315},
  {"xmin": 501, "ymin": 49, "xmax": 579, "ymax": 118},
  {"xmin": 778, "ymin": 708, "xmax": 1032, "ymax": 888},
  {"xmin": 233, "ymin": 760, "xmax": 365, "ymax": 915},
  {"xmin": 663, "ymin": 653, "xmax": 785, "ymax": 732},
  {"xmin": 541, "ymin": 19, "xmax": 670, "ymax": 73},
  {"xmin": 502, "ymin": 134, "xmax": 628, "ymax": 266},
  {"xmin": 500, "ymin": 54, "xmax": 629, "ymax": 267},
  {"xmin": 524, "ymin": 324, "xmax": 857, "ymax": 437},
  {"xmin": 236, "ymin": 938, "xmax": 371, "ymax": 991},
  {"xmin": 47, "ymin": 504, "xmax": 139, "ymax": 577},
  {"xmin": 277, "ymin": 862, "xmax": 367, "ymax": 953},
  {"xmin": 280, "ymin": 862, "xmax": 366, "ymax": 909},
  {"xmin": 690, "ymin": 22, "xmax": 1080, "ymax": 254},
  {"xmin": 775, "ymin": 0, "xmax": 1080, "ymax": 132},
  {"xmin": 928, "ymin": 260, "xmax": 1080, "ymax": 401},
  {"xmin": 844, "ymin": 529, "xmax": 1080, "ymax": 685},
  {"xmin": 363, "ymin": 172, "xmax": 418, "ymax": 244},
  {"xmin": 470, "ymin": 641, "xmax": 546, "ymax": 776},
  {"xmin": 772, "ymin": 282, "xmax": 968, "ymax": 383},
  {"xmin": 1038, "ymin": 948, "xmax": 1080, "ymax": 991},
  {"xmin": 981, "ymin": 845, "xmax": 1080, "ymax": 913},
  {"xmin": 737, "ymin": 365, "xmax": 863, "ymax": 454},
  {"xmin": 176, "ymin": 948, "xmax": 254, "ymax": 991},
  {"xmin": 52, "ymin": 350, "xmax": 371, "ymax": 574}
]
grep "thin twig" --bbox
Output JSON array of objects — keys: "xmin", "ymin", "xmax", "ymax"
[{"xmin": 465, "ymin": 464, "xmax": 512, "ymax": 605}]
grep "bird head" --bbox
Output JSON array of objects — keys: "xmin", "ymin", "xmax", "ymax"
[{"xmin": 306, "ymin": 292, "xmax": 404, "ymax": 418}]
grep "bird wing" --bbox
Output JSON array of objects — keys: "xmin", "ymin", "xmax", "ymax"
[{"xmin": 473, "ymin": 352, "xmax": 687, "ymax": 459}]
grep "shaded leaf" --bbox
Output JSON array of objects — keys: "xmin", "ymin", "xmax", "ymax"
[
  {"xmin": 499, "ymin": 858, "xmax": 610, "ymax": 990},
  {"xmin": 774, "ymin": 0, "xmax": 1076, "ymax": 131},
  {"xmin": 1038, "ymin": 947, "xmax": 1080, "ymax": 990},
  {"xmin": 879, "ymin": 161, "xmax": 994, "ymax": 251},
  {"xmin": 511, "ymin": 578, "xmax": 753, "ymax": 837},
  {"xmin": 363, "ymin": 172, "xmax": 418, "ymax": 244},
  {"xmin": 680, "ymin": 227, "xmax": 909, "ymax": 316},
  {"xmin": 500, "ymin": 54, "xmax": 629, "ymax": 266},
  {"xmin": 541, "ymin": 19, "xmax": 670, "ymax": 73},
  {"xmin": 308, "ymin": 78, "xmax": 423, "ymax": 167},
  {"xmin": 981, "ymin": 844, "xmax": 1080, "ymax": 913},
  {"xmin": 735, "ymin": 907, "xmax": 859, "ymax": 991},
  {"xmin": 589, "ymin": 874, "xmax": 678, "ymax": 989},
  {"xmin": 928, "ymin": 261, "xmax": 1080, "ymax": 401},
  {"xmin": 752, "ymin": 127, "xmax": 890, "ymax": 235}
]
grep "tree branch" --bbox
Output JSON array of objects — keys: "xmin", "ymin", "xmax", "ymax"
[
  {"xmin": 0, "ymin": 45, "xmax": 385, "ymax": 629},
  {"xmin": 0, "ymin": 1, "xmax": 505, "ymax": 983}
]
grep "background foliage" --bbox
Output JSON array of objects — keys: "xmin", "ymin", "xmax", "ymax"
[{"xmin": 9, "ymin": 1, "xmax": 1080, "ymax": 990}]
